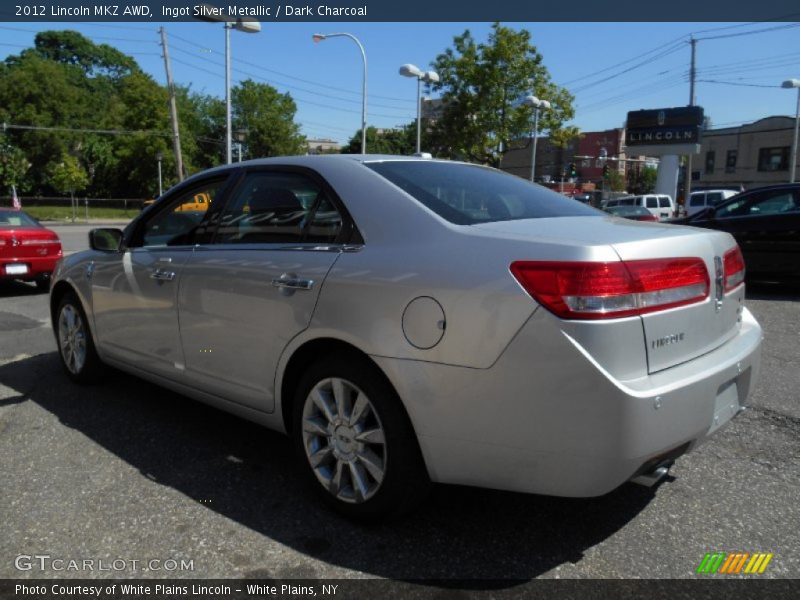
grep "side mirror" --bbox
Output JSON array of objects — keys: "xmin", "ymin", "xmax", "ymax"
[{"xmin": 89, "ymin": 228, "xmax": 124, "ymax": 252}]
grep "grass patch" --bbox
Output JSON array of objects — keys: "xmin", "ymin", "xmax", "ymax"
[{"xmin": 21, "ymin": 205, "xmax": 138, "ymax": 221}]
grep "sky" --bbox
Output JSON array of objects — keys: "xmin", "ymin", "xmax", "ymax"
[{"xmin": 1, "ymin": 21, "xmax": 799, "ymax": 144}]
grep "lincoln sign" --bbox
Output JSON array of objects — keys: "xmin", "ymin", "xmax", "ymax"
[{"xmin": 626, "ymin": 106, "xmax": 704, "ymax": 155}]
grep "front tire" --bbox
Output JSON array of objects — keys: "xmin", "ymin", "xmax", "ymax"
[
  {"xmin": 56, "ymin": 291, "xmax": 104, "ymax": 383},
  {"xmin": 293, "ymin": 355, "xmax": 430, "ymax": 521}
]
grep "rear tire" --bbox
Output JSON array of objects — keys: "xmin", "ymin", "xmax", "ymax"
[
  {"xmin": 292, "ymin": 354, "xmax": 430, "ymax": 521},
  {"xmin": 55, "ymin": 291, "xmax": 104, "ymax": 383}
]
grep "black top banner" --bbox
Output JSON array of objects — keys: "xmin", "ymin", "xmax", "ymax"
[{"xmin": 1, "ymin": 0, "xmax": 800, "ymax": 22}]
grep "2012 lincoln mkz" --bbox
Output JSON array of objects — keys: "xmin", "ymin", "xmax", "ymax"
[{"xmin": 49, "ymin": 155, "xmax": 762, "ymax": 519}]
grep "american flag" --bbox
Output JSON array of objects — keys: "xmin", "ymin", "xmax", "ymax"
[{"xmin": 11, "ymin": 185, "xmax": 21, "ymax": 210}]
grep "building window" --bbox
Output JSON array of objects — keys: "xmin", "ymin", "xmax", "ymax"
[
  {"xmin": 705, "ymin": 151, "xmax": 715, "ymax": 174},
  {"xmin": 725, "ymin": 150, "xmax": 737, "ymax": 173},
  {"xmin": 758, "ymin": 147, "xmax": 790, "ymax": 172}
]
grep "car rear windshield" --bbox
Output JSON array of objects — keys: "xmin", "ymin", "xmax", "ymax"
[
  {"xmin": 366, "ymin": 161, "xmax": 599, "ymax": 225},
  {"xmin": 0, "ymin": 211, "xmax": 40, "ymax": 228}
]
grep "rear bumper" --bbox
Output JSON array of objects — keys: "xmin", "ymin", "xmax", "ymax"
[
  {"xmin": 0, "ymin": 255, "xmax": 60, "ymax": 280},
  {"xmin": 373, "ymin": 307, "xmax": 762, "ymax": 497}
]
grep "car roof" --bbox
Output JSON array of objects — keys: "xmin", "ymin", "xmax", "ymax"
[{"xmin": 177, "ymin": 154, "xmax": 474, "ymax": 187}]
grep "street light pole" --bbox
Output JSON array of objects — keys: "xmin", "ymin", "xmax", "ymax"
[
  {"xmin": 196, "ymin": 6, "xmax": 261, "ymax": 165},
  {"xmin": 156, "ymin": 152, "xmax": 163, "ymax": 196},
  {"xmin": 523, "ymin": 95, "xmax": 550, "ymax": 183},
  {"xmin": 314, "ymin": 33, "xmax": 367, "ymax": 154},
  {"xmin": 783, "ymin": 79, "xmax": 800, "ymax": 183},
  {"xmin": 399, "ymin": 64, "xmax": 439, "ymax": 154},
  {"xmin": 225, "ymin": 23, "xmax": 232, "ymax": 164}
]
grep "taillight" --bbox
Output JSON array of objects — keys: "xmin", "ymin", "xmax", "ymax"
[
  {"xmin": 510, "ymin": 258, "xmax": 710, "ymax": 320},
  {"xmin": 723, "ymin": 246, "xmax": 745, "ymax": 292}
]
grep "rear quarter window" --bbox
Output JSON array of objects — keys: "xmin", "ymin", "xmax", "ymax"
[
  {"xmin": 689, "ymin": 194, "xmax": 705, "ymax": 207},
  {"xmin": 366, "ymin": 161, "xmax": 599, "ymax": 224}
]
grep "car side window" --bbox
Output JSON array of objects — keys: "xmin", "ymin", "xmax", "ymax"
[
  {"xmin": 689, "ymin": 194, "xmax": 704, "ymax": 207},
  {"xmin": 138, "ymin": 179, "xmax": 227, "ymax": 248},
  {"xmin": 215, "ymin": 171, "xmax": 342, "ymax": 244},
  {"xmin": 714, "ymin": 191, "xmax": 795, "ymax": 219},
  {"xmin": 658, "ymin": 197, "xmax": 671, "ymax": 208},
  {"xmin": 707, "ymin": 192, "xmax": 723, "ymax": 206},
  {"xmin": 646, "ymin": 197, "xmax": 658, "ymax": 208}
]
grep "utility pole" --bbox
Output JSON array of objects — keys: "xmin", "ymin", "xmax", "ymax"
[
  {"xmin": 685, "ymin": 36, "xmax": 697, "ymax": 201},
  {"xmin": 159, "ymin": 27, "xmax": 184, "ymax": 182}
]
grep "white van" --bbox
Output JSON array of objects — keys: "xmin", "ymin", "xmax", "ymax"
[
  {"xmin": 605, "ymin": 194, "xmax": 675, "ymax": 220},
  {"xmin": 686, "ymin": 189, "xmax": 738, "ymax": 217}
]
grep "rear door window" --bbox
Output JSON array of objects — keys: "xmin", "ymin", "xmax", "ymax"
[
  {"xmin": 215, "ymin": 171, "xmax": 343, "ymax": 244},
  {"xmin": 646, "ymin": 197, "xmax": 658, "ymax": 208},
  {"xmin": 689, "ymin": 193, "xmax": 705, "ymax": 207}
]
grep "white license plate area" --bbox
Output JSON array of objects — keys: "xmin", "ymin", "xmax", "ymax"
[
  {"xmin": 5, "ymin": 264, "xmax": 29, "ymax": 275},
  {"xmin": 708, "ymin": 380, "xmax": 740, "ymax": 434}
]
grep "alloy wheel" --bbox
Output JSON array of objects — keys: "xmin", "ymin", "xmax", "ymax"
[{"xmin": 301, "ymin": 377, "xmax": 387, "ymax": 503}]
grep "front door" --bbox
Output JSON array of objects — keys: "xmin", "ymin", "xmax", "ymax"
[{"xmin": 91, "ymin": 176, "xmax": 231, "ymax": 380}]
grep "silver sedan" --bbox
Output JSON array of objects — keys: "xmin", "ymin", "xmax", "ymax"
[{"xmin": 50, "ymin": 155, "xmax": 762, "ymax": 519}]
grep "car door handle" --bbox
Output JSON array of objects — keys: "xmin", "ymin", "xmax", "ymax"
[
  {"xmin": 271, "ymin": 277, "xmax": 314, "ymax": 290},
  {"xmin": 150, "ymin": 268, "xmax": 176, "ymax": 281}
]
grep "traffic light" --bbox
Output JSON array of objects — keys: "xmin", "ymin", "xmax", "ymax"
[
  {"xmin": 569, "ymin": 162, "xmax": 577, "ymax": 178},
  {"xmin": 603, "ymin": 163, "xmax": 610, "ymax": 178}
]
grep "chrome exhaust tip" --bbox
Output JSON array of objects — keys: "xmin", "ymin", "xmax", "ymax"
[{"xmin": 630, "ymin": 460, "xmax": 673, "ymax": 488}]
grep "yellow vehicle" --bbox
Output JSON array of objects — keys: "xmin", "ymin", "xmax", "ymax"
[{"xmin": 142, "ymin": 192, "xmax": 211, "ymax": 212}]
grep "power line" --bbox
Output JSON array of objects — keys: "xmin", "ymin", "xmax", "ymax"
[
  {"xmin": 696, "ymin": 79, "xmax": 784, "ymax": 88},
  {"xmin": 3, "ymin": 122, "xmax": 172, "ymax": 137},
  {"xmin": 694, "ymin": 22, "xmax": 800, "ymax": 41},
  {"xmin": 169, "ymin": 54, "xmax": 414, "ymax": 121},
  {"xmin": 167, "ymin": 31, "xmax": 415, "ymax": 105},
  {"xmin": 168, "ymin": 43, "xmax": 413, "ymax": 111}
]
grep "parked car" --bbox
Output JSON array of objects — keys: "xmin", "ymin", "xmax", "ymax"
[
  {"xmin": 0, "ymin": 208, "xmax": 63, "ymax": 291},
  {"xmin": 686, "ymin": 189, "xmax": 738, "ymax": 217},
  {"xmin": 672, "ymin": 183, "xmax": 800, "ymax": 280},
  {"xmin": 49, "ymin": 156, "xmax": 762, "ymax": 519},
  {"xmin": 603, "ymin": 205, "xmax": 659, "ymax": 222},
  {"xmin": 141, "ymin": 191, "xmax": 212, "ymax": 212},
  {"xmin": 604, "ymin": 194, "xmax": 676, "ymax": 220}
]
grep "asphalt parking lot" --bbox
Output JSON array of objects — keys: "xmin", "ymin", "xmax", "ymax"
[{"xmin": 0, "ymin": 223, "xmax": 798, "ymax": 585}]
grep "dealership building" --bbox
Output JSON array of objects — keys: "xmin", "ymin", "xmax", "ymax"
[{"xmin": 691, "ymin": 116, "xmax": 798, "ymax": 188}]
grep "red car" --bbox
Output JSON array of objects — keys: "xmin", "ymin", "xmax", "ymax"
[{"xmin": 0, "ymin": 209, "xmax": 63, "ymax": 291}]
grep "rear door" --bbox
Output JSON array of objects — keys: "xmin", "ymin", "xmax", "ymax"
[
  {"xmin": 688, "ymin": 192, "xmax": 706, "ymax": 216},
  {"xmin": 177, "ymin": 168, "xmax": 350, "ymax": 412},
  {"xmin": 657, "ymin": 196, "xmax": 673, "ymax": 220},
  {"xmin": 644, "ymin": 195, "xmax": 660, "ymax": 219}
]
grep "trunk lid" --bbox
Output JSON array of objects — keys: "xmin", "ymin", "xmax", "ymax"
[
  {"xmin": 473, "ymin": 216, "xmax": 743, "ymax": 374},
  {"xmin": 0, "ymin": 228, "xmax": 62, "ymax": 260}
]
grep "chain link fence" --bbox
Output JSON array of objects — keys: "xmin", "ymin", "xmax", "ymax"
[{"xmin": 0, "ymin": 196, "xmax": 146, "ymax": 221}]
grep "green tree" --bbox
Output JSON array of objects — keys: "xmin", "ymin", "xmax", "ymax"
[
  {"xmin": 605, "ymin": 168, "xmax": 626, "ymax": 192},
  {"xmin": 428, "ymin": 23, "xmax": 576, "ymax": 167},
  {"xmin": 343, "ymin": 125, "xmax": 416, "ymax": 155},
  {"xmin": 0, "ymin": 138, "xmax": 31, "ymax": 191},
  {"xmin": 176, "ymin": 86, "xmax": 225, "ymax": 171},
  {"xmin": 51, "ymin": 154, "xmax": 89, "ymax": 220},
  {"xmin": 31, "ymin": 30, "xmax": 139, "ymax": 79},
  {"xmin": 232, "ymin": 80, "xmax": 305, "ymax": 158},
  {"xmin": 628, "ymin": 165, "xmax": 658, "ymax": 195}
]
